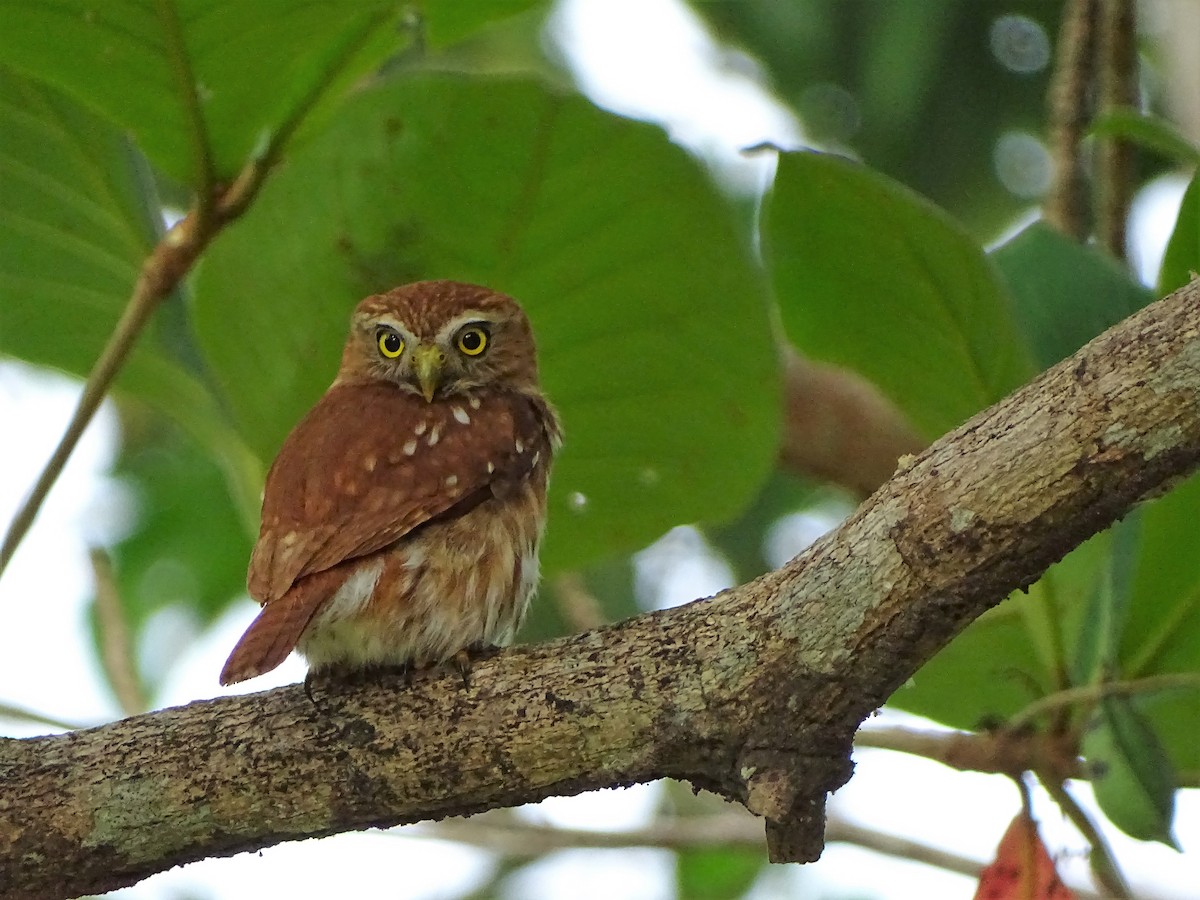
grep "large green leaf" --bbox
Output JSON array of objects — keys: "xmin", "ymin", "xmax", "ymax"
[
  {"xmin": 765, "ymin": 151, "xmax": 1035, "ymax": 440},
  {"xmin": 1121, "ymin": 472, "xmax": 1200, "ymax": 771},
  {"xmin": 0, "ymin": 68, "xmax": 262, "ymax": 528},
  {"xmin": 0, "ymin": 0, "xmax": 406, "ymax": 184},
  {"xmin": 416, "ymin": 0, "xmax": 548, "ymax": 48},
  {"xmin": 891, "ymin": 533, "xmax": 1111, "ymax": 729},
  {"xmin": 0, "ymin": 69, "xmax": 150, "ymax": 350},
  {"xmin": 192, "ymin": 76, "xmax": 780, "ymax": 574},
  {"xmin": 991, "ymin": 221, "xmax": 1152, "ymax": 371},
  {"xmin": 98, "ymin": 419, "xmax": 254, "ymax": 694}
]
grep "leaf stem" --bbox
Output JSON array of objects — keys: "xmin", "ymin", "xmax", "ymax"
[
  {"xmin": 1037, "ymin": 773, "xmax": 1132, "ymax": 899},
  {"xmin": 0, "ymin": 259, "xmax": 169, "ymax": 576},
  {"xmin": 155, "ymin": 0, "xmax": 217, "ymax": 225},
  {"xmin": 1007, "ymin": 672, "xmax": 1200, "ymax": 730}
]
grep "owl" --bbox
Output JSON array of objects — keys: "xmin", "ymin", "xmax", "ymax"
[{"xmin": 219, "ymin": 280, "xmax": 562, "ymax": 686}]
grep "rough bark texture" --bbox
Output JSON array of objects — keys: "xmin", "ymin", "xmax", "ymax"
[{"xmin": 3, "ymin": 279, "xmax": 1200, "ymax": 899}]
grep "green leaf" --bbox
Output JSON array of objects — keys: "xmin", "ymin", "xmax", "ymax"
[
  {"xmin": 192, "ymin": 76, "xmax": 780, "ymax": 574},
  {"xmin": 765, "ymin": 151, "xmax": 1035, "ymax": 440},
  {"xmin": 1084, "ymin": 697, "xmax": 1179, "ymax": 848},
  {"xmin": 416, "ymin": 0, "xmax": 549, "ymax": 48},
  {"xmin": 109, "ymin": 423, "xmax": 254, "ymax": 643},
  {"xmin": 1121, "ymin": 472, "xmax": 1200, "ymax": 772},
  {"xmin": 1070, "ymin": 515, "xmax": 1140, "ymax": 687},
  {"xmin": 891, "ymin": 533, "xmax": 1111, "ymax": 729},
  {"xmin": 1088, "ymin": 109, "xmax": 1200, "ymax": 165},
  {"xmin": 520, "ymin": 554, "xmax": 640, "ymax": 643},
  {"xmin": 991, "ymin": 221, "xmax": 1153, "ymax": 371},
  {"xmin": 0, "ymin": 68, "xmax": 263, "ymax": 528},
  {"xmin": 1159, "ymin": 171, "xmax": 1200, "ymax": 296},
  {"xmin": 0, "ymin": 0, "xmax": 406, "ymax": 184},
  {"xmin": 0, "ymin": 69, "xmax": 151, "ymax": 355},
  {"xmin": 676, "ymin": 846, "xmax": 763, "ymax": 900}
]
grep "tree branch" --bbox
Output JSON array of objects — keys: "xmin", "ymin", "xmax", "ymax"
[{"xmin": 3, "ymin": 278, "xmax": 1200, "ymax": 899}]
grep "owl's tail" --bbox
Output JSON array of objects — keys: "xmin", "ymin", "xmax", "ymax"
[{"xmin": 219, "ymin": 567, "xmax": 345, "ymax": 685}]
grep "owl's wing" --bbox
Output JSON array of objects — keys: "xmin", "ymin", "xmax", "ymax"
[{"xmin": 247, "ymin": 381, "xmax": 554, "ymax": 604}]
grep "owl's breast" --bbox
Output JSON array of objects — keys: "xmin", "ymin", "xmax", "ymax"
[{"xmin": 299, "ymin": 477, "xmax": 548, "ymax": 670}]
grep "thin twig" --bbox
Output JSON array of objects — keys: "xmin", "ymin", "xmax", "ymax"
[
  {"xmin": 552, "ymin": 572, "xmax": 608, "ymax": 631},
  {"xmin": 89, "ymin": 548, "xmax": 146, "ymax": 717},
  {"xmin": 0, "ymin": 253, "xmax": 177, "ymax": 577},
  {"xmin": 1007, "ymin": 672, "xmax": 1200, "ymax": 730},
  {"xmin": 1045, "ymin": 0, "xmax": 1100, "ymax": 239},
  {"xmin": 0, "ymin": 7, "xmax": 396, "ymax": 585},
  {"xmin": 1037, "ymin": 773, "xmax": 1132, "ymax": 899},
  {"xmin": 855, "ymin": 726, "xmax": 1082, "ymax": 781},
  {"xmin": 0, "ymin": 701, "xmax": 91, "ymax": 733},
  {"xmin": 1096, "ymin": 0, "xmax": 1138, "ymax": 261}
]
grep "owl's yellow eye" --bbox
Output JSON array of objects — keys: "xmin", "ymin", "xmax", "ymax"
[
  {"xmin": 456, "ymin": 326, "xmax": 489, "ymax": 357},
  {"xmin": 377, "ymin": 329, "xmax": 404, "ymax": 359}
]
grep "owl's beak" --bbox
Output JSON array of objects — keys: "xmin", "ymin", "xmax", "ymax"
[{"xmin": 413, "ymin": 344, "xmax": 445, "ymax": 402}]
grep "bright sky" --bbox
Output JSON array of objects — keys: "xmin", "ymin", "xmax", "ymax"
[{"xmin": 1, "ymin": 1, "xmax": 1197, "ymax": 898}]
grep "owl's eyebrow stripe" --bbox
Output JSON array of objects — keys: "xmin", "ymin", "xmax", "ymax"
[
  {"xmin": 370, "ymin": 315, "xmax": 411, "ymax": 334},
  {"xmin": 437, "ymin": 311, "xmax": 495, "ymax": 339}
]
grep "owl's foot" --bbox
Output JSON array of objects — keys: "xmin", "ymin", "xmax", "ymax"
[
  {"xmin": 303, "ymin": 662, "xmax": 417, "ymax": 707},
  {"xmin": 448, "ymin": 642, "xmax": 502, "ymax": 689},
  {"xmin": 450, "ymin": 649, "xmax": 473, "ymax": 688}
]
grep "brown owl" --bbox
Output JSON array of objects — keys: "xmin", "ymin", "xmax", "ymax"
[{"xmin": 219, "ymin": 281, "xmax": 562, "ymax": 686}]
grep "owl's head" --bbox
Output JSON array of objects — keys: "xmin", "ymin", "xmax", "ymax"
[{"xmin": 338, "ymin": 280, "xmax": 541, "ymax": 400}]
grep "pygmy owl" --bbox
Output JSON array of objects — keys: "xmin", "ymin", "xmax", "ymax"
[{"xmin": 219, "ymin": 280, "xmax": 562, "ymax": 686}]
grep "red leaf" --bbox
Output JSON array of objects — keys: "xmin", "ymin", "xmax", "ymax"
[{"xmin": 974, "ymin": 813, "xmax": 1076, "ymax": 900}]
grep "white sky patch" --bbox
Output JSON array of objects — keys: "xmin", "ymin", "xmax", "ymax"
[
  {"xmin": 518, "ymin": 782, "xmax": 663, "ymax": 833},
  {"xmin": 502, "ymin": 847, "xmax": 674, "ymax": 900},
  {"xmin": 547, "ymin": 0, "xmax": 803, "ymax": 194},
  {"xmin": 633, "ymin": 525, "xmax": 734, "ymax": 610},
  {"xmin": 0, "ymin": 361, "xmax": 124, "ymax": 733},
  {"xmin": 1129, "ymin": 173, "xmax": 1191, "ymax": 288}
]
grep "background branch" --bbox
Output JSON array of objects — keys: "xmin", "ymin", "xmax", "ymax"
[
  {"xmin": 1097, "ymin": 0, "xmax": 1138, "ymax": 261},
  {"xmin": 409, "ymin": 811, "xmax": 1103, "ymax": 898},
  {"xmin": 1045, "ymin": 0, "xmax": 1099, "ymax": 239},
  {"xmin": 777, "ymin": 347, "xmax": 926, "ymax": 496}
]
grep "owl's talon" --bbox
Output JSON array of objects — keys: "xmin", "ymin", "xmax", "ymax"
[
  {"xmin": 450, "ymin": 649, "xmax": 473, "ymax": 689},
  {"xmin": 303, "ymin": 667, "xmax": 340, "ymax": 713}
]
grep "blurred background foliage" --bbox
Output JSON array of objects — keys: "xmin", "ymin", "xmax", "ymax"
[{"xmin": 1, "ymin": 0, "xmax": 1198, "ymax": 896}]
